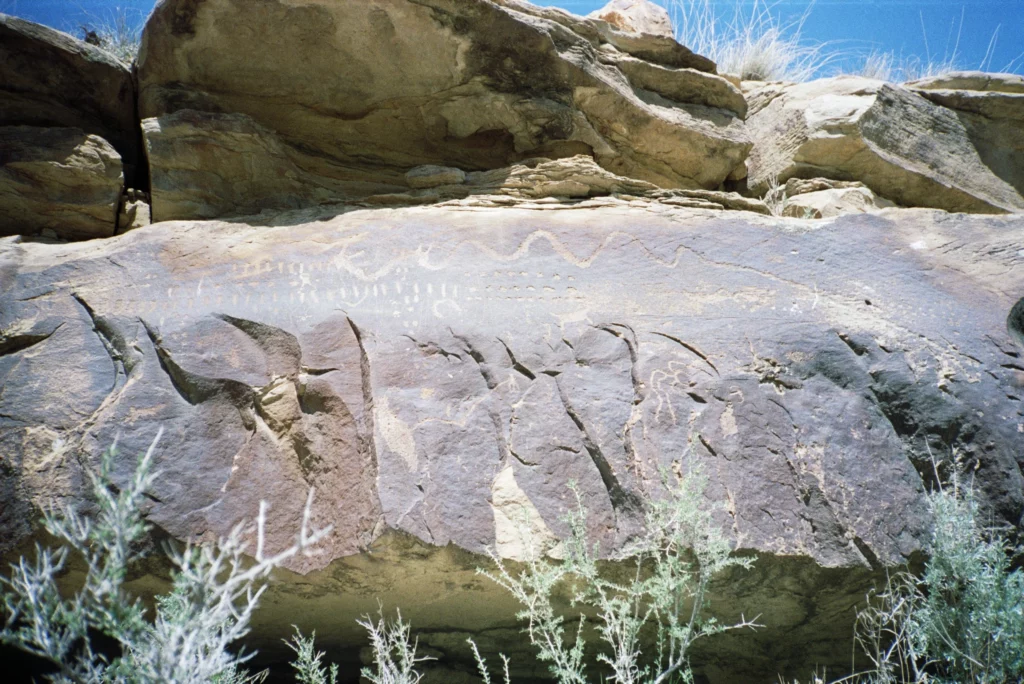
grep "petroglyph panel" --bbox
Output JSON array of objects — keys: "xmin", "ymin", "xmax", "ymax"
[{"xmin": 2, "ymin": 203, "xmax": 1023, "ymax": 680}]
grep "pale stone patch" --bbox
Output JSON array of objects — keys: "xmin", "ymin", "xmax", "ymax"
[
  {"xmin": 490, "ymin": 465, "xmax": 560, "ymax": 562},
  {"xmin": 375, "ymin": 395, "xmax": 418, "ymax": 472}
]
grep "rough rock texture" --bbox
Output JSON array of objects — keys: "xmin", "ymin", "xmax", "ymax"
[
  {"xmin": 232, "ymin": 155, "xmax": 770, "ymax": 215},
  {"xmin": 588, "ymin": 0, "xmax": 674, "ymax": 38},
  {"xmin": 117, "ymin": 189, "xmax": 153, "ymax": 234},
  {"xmin": 0, "ymin": 14, "xmax": 140, "ymax": 183},
  {"xmin": 781, "ymin": 178, "xmax": 895, "ymax": 219},
  {"xmin": 0, "ymin": 126, "xmax": 124, "ymax": 239},
  {"xmin": 2, "ymin": 201, "xmax": 1023, "ymax": 681},
  {"xmin": 137, "ymin": 0, "xmax": 749, "ymax": 221},
  {"xmin": 745, "ymin": 76, "xmax": 1024, "ymax": 214},
  {"xmin": 906, "ymin": 71, "xmax": 1024, "ymax": 202},
  {"xmin": 406, "ymin": 165, "xmax": 467, "ymax": 189}
]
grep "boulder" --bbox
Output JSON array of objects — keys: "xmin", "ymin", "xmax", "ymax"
[
  {"xmin": 117, "ymin": 189, "xmax": 152, "ymax": 234},
  {"xmin": 1, "ymin": 200, "xmax": 1022, "ymax": 681},
  {"xmin": 137, "ymin": 0, "xmax": 750, "ymax": 221},
  {"xmin": 745, "ymin": 76, "xmax": 1024, "ymax": 214},
  {"xmin": 588, "ymin": 0, "xmax": 674, "ymax": 38},
  {"xmin": 781, "ymin": 178, "xmax": 895, "ymax": 218},
  {"xmin": 906, "ymin": 71, "xmax": 1024, "ymax": 202},
  {"xmin": 0, "ymin": 126, "xmax": 123, "ymax": 239},
  {"xmin": 0, "ymin": 15, "xmax": 140, "ymax": 185}
]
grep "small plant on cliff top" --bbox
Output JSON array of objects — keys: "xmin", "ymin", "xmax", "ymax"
[
  {"xmin": 0, "ymin": 429, "xmax": 331, "ymax": 683},
  {"xmin": 480, "ymin": 453, "xmax": 759, "ymax": 683},
  {"xmin": 79, "ymin": 3, "xmax": 146, "ymax": 64}
]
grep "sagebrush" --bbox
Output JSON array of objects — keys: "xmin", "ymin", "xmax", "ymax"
[
  {"xmin": 849, "ymin": 457, "xmax": 1024, "ymax": 684},
  {"xmin": 480, "ymin": 457, "xmax": 759, "ymax": 683},
  {"xmin": 0, "ymin": 430, "xmax": 331, "ymax": 683}
]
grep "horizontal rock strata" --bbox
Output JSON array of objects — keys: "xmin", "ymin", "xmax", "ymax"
[
  {"xmin": 0, "ymin": 14, "xmax": 140, "ymax": 183},
  {"xmin": 745, "ymin": 76, "xmax": 1024, "ymax": 213},
  {"xmin": 137, "ymin": 0, "xmax": 750, "ymax": 221},
  {"xmin": 0, "ymin": 126, "xmax": 123, "ymax": 239}
]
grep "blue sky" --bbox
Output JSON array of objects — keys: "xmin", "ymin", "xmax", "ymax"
[{"xmin": 2, "ymin": 0, "xmax": 1022, "ymax": 76}]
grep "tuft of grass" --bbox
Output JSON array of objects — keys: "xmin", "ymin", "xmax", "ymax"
[
  {"xmin": 78, "ymin": 3, "xmax": 146, "ymax": 64},
  {"xmin": 763, "ymin": 173, "xmax": 788, "ymax": 218},
  {"xmin": 664, "ymin": 0, "xmax": 836, "ymax": 81},
  {"xmin": 857, "ymin": 8, "xmax": 1024, "ymax": 82}
]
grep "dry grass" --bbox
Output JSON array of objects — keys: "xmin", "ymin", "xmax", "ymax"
[
  {"xmin": 664, "ymin": 0, "xmax": 837, "ymax": 81},
  {"xmin": 856, "ymin": 8, "xmax": 1024, "ymax": 82},
  {"xmin": 79, "ymin": 4, "xmax": 145, "ymax": 64}
]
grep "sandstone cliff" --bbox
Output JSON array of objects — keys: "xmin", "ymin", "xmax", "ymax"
[{"xmin": 1, "ymin": 1, "xmax": 1023, "ymax": 682}]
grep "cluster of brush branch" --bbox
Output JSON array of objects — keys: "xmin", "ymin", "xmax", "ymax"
[{"xmin": 1, "ymin": 431, "xmax": 1022, "ymax": 683}]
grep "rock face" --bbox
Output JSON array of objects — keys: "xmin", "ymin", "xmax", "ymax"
[
  {"xmin": 745, "ymin": 76, "xmax": 1024, "ymax": 214},
  {"xmin": 0, "ymin": 126, "xmax": 124, "ymax": 239},
  {"xmin": 137, "ymin": 0, "xmax": 749, "ymax": 221},
  {"xmin": 2, "ymin": 200, "xmax": 1023, "ymax": 681},
  {"xmin": 906, "ymin": 71, "xmax": 1024, "ymax": 203},
  {"xmin": 0, "ymin": 14, "xmax": 140, "ymax": 183}
]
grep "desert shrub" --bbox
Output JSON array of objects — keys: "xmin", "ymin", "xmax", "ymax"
[
  {"xmin": 850, "ymin": 459, "xmax": 1024, "ymax": 684},
  {"xmin": 288, "ymin": 607, "xmax": 431, "ymax": 684},
  {"xmin": 357, "ymin": 606, "xmax": 434, "ymax": 684},
  {"xmin": 480, "ymin": 457, "xmax": 759, "ymax": 684},
  {"xmin": 0, "ymin": 430, "xmax": 331, "ymax": 683},
  {"xmin": 286, "ymin": 628, "xmax": 338, "ymax": 684}
]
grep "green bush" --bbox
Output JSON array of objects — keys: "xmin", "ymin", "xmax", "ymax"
[
  {"xmin": 480, "ymin": 458, "xmax": 759, "ymax": 684},
  {"xmin": 852, "ymin": 461, "xmax": 1024, "ymax": 684},
  {"xmin": 0, "ymin": 430, "xmax": 331, "ymax": 683}
]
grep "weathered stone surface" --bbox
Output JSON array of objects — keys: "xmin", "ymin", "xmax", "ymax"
[
  {"xmin": 745, "ymin": 76, "xmax": 1024, "ymax": 213},
  {"xmin": 588, "ymin": 0, "xmax": 674, "ymax": 38},
  {"xmin": 137, "ymin": 0, "xmax": 749, "ymax": 221},
  {"xmin": 1, "ymin": 201, "xmax": 1022, "ymax": 680},
  {"xmin": 0, "ymin": 14, "xmax": 140, "ymax": 184},
  {"xmin": 906, "ymin": 71, "xmax": 1024, "ymax": 94},
  {"xmin": 905, "ymin": 71, "xmax": 1024, "ymax": 203},
  {"xmin": 343, "ymin": 155, "xmax": 768, "ymax": 214},
  {"xmin": 117, "ymin": 189, "xmax": 152, "ymax": 234},
  {"xmin": 407, "ymin": 165, "xmax": 467, "ymax": 189},
  {"xmin": 0, "ymin": 126, "xmax": 123, "ymax": 239},
  {"xmin": 781, "ymin": 178, "xmax": 896, "ymax": 218}
]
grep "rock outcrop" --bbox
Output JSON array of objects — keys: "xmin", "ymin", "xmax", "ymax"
[
  {"xmin": 2, "ymin": 2, "xmax": 1024, "ymax": 682},
  {"xmin": 359, "ymin": 155, "xmax": 769, "ymax": 213},
  {"xmin": 780, "ymin": 178, "xmax": 895, "ymax": 218},
  {"xmin": 906, "ymin": 71, "xmax": 1024, "ymax": 202},
  {"xmin": 137, "ymin": 0, "xmax": 749, "ymax": 221},
  {"xmin": 2, "ymin": 198, "xmax": 1022, "ymax": 681},
  {"xmin": 0, "ymin": 126, "xmax": 124, "ymax": 239},
  {"xmin": 0, "ymin": 14, "xmax": 140, "ymax": 183},
  {"xmin": 588, "ymin": 0, "xmax": 674, "ymax": 38},
  {"xmin": 745, "ymin": 76, "xmax": 1024, "ymax": 214}
]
